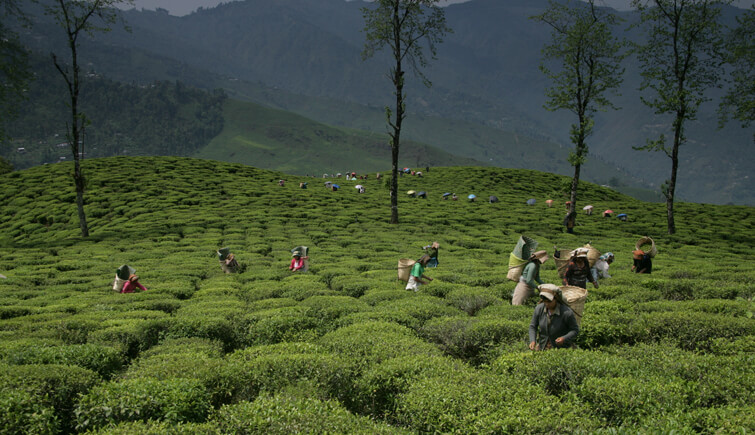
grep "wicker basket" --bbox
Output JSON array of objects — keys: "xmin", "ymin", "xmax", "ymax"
[
  {"xmin": 398, "ymin": 258, "xmax": 416, "ymax": 282},
  {"xmin": 560, "ymin": 285, "xmax": 588, "ymax": 325},
  {"xmin": 584, "ymin": 244, "xmax": 601, "ymax": 268},
  {"xmin": 635, "ymin": 237, "xmax": 657, "ymax": 258},
  {"xmin": 554, "ymin": 249, "xmax": 572, "ymax": 278},
  {"xmin": 507, "ymin": 253, "xmax": 529, "ymax": 282}
]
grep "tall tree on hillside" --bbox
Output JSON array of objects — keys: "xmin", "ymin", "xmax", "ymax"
[
  {"xmin": 0, "ymin": 0, "xmax": 33, "ymax": 143},
  {"xmin": 719, "ymin": 6, "xmax": 754, "ymax": 134},
  {"xmin": 532, "ymin": 0, "xmax": 626, "ymax": 227},
  {"xmin": 631, "ymin": 0, "xmax": 730, "ymax": 235},
  {"xmin": 45, "ymin": 0, "xmax": 133, "ymax": 237},
  {"xmin": 361, "ymin": 0, "xmax": 451, "ymax": 224}
]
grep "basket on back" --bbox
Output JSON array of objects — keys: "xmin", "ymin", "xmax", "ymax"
[
  {"xmin": 635, "ymin": 237, "xmax": 657, "ymax": 258},
  {"xmin": 507, "ymin": 236, "xmax": 539, "ymax": 281},
  {"xmin": 554, "ymin": 244, "xmax": 601, "ymax": 278},
  {"xmin": 397, "ymin": 258, "xmax": 416, "ymax": 282},
  {"xmin": 554, "ymin": 249, "xmax": 572, "ymax": 278},
  {"xmin": 560, "ymin": 285, "xmax": 588, "ymax": 325},
  {"xmin": 584, "ymin": 244, "xmax": 601, "ymax": 267}
]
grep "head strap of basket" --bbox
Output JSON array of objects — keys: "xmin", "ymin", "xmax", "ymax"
[{"xmin": 635, "ymin": 236, "xmax": 657, "ymax": 258}]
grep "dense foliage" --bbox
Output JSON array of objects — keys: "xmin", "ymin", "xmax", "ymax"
[
  {"xmin": 0, "ymin": 157, "xmax": 753, "ymax": 433},
  {"xmin": 1, "ymin": 58, "xmax": 225, "ymax": 170}
]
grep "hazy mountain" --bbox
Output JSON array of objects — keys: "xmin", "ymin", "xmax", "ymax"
[{"xmin": 13, "ymin": 0, "xmax": 755, "ymax": 204}]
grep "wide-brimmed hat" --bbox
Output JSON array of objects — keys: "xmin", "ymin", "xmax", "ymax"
[
  {"xmin": 538, "ymin": 283, "xmax": 560, "ymax": 300},
  {"xmin": 571, "ymin": 247, "xmax": 589, "ymax": 258},
  {"xmin": 530, "ymin": 250, "xmax": 549, "ymax": 263}
]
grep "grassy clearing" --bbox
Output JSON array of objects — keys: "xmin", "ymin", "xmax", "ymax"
[{"xmin": 0, "ymin": 157, "xmax": 753, "ymax": 433}]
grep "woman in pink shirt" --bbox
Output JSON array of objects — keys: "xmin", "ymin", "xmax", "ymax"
[
  {"xmin": 121, "ymin": 274, "xmax": 147, "ymax": 293},
  {"xmin": 289, "ymin": 250, "xmax": 309, "ymax": 272}
]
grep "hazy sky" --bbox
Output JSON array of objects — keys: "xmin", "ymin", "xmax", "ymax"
[{"xmin": 124, "ymin": 0, "xmax": 754, "ymax": 16}]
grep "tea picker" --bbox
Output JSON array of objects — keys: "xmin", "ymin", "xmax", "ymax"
[
  {"xmin": 529, "ymin": 284, "xmax": 580, "ymax": 351},
  {"xmin": 290, "ymin": 246, "xmax": 309, "ymax": 272},
  {"xmin": 113, "ymin": 264, "xmax": 147, "ymax": 293},
  {"xmin": 112, "ymin": 264, "xmax": 134, "ymax": 291},
  {"xmin": 405, "ymin": 254, "xmax": 433, "ymax": 292},
  {"xmin": 423, "ymin": 241, "xmax": 440, "ymax": 268},
  {"xmin": 591, "ymin": 252, "xmax": 614, "ymax": 284},
  {"xmin": 511, "ymin": 248, "xmax": 549, "ymax": 306},
  {"xmin": 563, "ymin": 211, "xmax": 577, "ymax": 234},
  {"xmin": 217, "ymin": 247, "xmax": 239, "ymax": 274},
  {"xmin": 632, "ymin": 236, "xmax": 656, "ymax": 274},
  {"xmin": 562, "ymin": 248, "xmax": 599, "ymax": 289}
]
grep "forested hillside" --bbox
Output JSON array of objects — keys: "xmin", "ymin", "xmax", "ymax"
[{"xmin": 1, "ymin": 57, "xmax": 226, "ymax": 169}]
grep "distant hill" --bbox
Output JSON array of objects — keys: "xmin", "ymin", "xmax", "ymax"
[
  {"xmin": 11, "ymin": 0, "xmax": 753, "ymax": 204},
  {"xmin": 194, "ymin": 99, "xmax": 486, "ymax": 174}
]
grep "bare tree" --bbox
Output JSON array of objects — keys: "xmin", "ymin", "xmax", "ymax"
[
  {"xmin": 532, "ymin": 0, "xmax": 626, "ymax": 226},
  {"xmin": 45, "ymin": 0, "xmax": 133, "ymax": 237},
  {"xmin": 632, "ymin": 0, "xmax": 730, "ymax": 235},
  {"xmin": 361, "ymin": 0, "xmax": 451, "ymax": 224}
]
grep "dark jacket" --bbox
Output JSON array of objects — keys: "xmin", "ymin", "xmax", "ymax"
[
  {"xmin": 529, "ymin": 303, "xmax": 579, "ymax": 350},
  {"xmin": 564, "ymin": 261, "xmax": 596, "ymax": 288},
  {"xmin": 633, "ymin": 255, "xmax": 652, "ymax": 274}
]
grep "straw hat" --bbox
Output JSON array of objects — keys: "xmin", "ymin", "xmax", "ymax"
[
  {"xmin": 538, "ymin": 283, "xmax": 560, "ymax": 300},
  {"xmin": 571, "ymin": 247, "xmax": 589, "ymax": 258},
  {"xmin": 530, "ymin": 250, "xmax": 549, "ymax": 263}
]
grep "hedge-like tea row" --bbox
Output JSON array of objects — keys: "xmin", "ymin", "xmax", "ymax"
[{"xmin": 0, "ymin": 157, "xmax": 753, "ymax": 433}]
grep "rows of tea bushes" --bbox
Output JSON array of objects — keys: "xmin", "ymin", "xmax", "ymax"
[{"xmin": 0, "ymin": 157, "xmax": 753, "ymax": 433}]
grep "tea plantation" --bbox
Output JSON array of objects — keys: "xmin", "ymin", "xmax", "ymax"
[{"xmin": 0, "ymin": 156, "xmax": 753, "ymax": 434}]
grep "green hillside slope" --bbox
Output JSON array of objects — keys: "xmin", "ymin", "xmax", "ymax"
[
  {"xmin": 194, "ymin": 99, "xmax": 486, "ymax": 174},
  {"xmin": 0, "ymin": 158, "xmax": 753, "ymax": 433}
]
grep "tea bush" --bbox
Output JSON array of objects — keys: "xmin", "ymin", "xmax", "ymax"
[
  {"xmin": 122, "ymin": 352, "xmax": 240, "ymax": 407},
  {"xmin": 212, "ymin": 393, "xmax": 405, "ymax": 434},
  {"xmin": 0, "ymin": 342, "xmax": 122, "ymax": 378},
  {"xmin": 84, "ymin": 420, "xmax": 220, "ymax": 434},
  {"xmin": 0, "ymin": 389, "xmax": 58, "ymax": 435},
  {"xmin": 240, "ymin": 306, "xmax": 321, "ymax": 346},
  {"xmin": 0, "ymin": 364, "xmax": 100, "ymax": 432},
  {"xmin": 423, "ymin": 316, "xmax": 525, "ymax": 364},
  {"xmin": 74, "ymin": 378, "xmax": 211, "ymax": 432},
  {"xmin": 0, "ymin": 157, "xmax": 753, "ymax": 432}
]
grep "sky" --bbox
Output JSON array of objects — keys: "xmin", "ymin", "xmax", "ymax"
[{"xmin": 123, "ymin": 0, "xmax": 754, "ymax": 17}]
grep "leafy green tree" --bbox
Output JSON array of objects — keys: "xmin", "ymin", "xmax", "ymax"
[
  {"xmin": 45, "ymin": 0, "xmax": 133, "ymax": 237},
  {"xmin": 361, "ymin": 0, "xmax": 451, "ymax": 224},
  {"xmin": 532, "ymin": 0, "xmax": 626, "ymax": 225},
  {"xmin": 0, "ymin": 156, "xmax": 13, "ymax": 175},
  {"xmin": 631, "ymin": 0, "xmax": 730, "ymax": 235},
  {"xmin": 719, "ymin": 6, "xmax": 754, "ymax": 131},
  {"xmin": 0, "ymin": 0, "xmax": 33, "ymax": 142}
]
